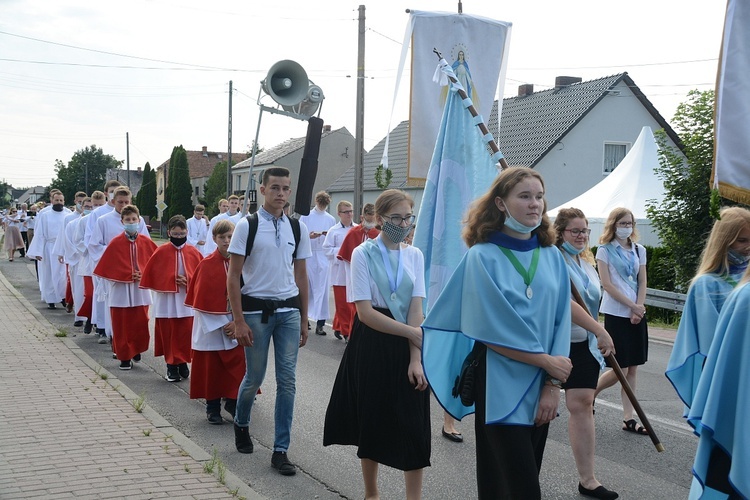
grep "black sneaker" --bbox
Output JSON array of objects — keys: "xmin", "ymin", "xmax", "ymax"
[
  {"xmin": 83, "ymin": 319, "xmax": 93, "ymax": 334},
  {"xmin": 178, "ymin": 363, "xmax": 190, "ymax": 379},
  {"xmin": 234, "ymin": 424, "xmax": 253, "ymax": 453},
  {"xmin": 133, "ymin": 353, "xmax": 141, "ymax": 363},
  {"xmin": 271, "ymin": 451, "xmax": 296, "ymax": 476},
  {"xmin": 47, "ymin": 303, "xmax": 56, "ymax": 310},
  {"xmin": 206, "ymin": 411, "xmax": 223, "ymax": 425},
  {"xmin": 315, "ymin": 327, "xmax": 326, "ymax": 336},
  {"xmin": 119, "ymin": 360, "xmax": 133, "ymax": 370},
  {"xmin": 97, "ymin": 333, "xmax": 108, "ymax": 344},
  {"xmin": 74, "ymin": 320, "xmax": 84, "ymax": 327},
  {"xmin": 333, "ymin": 330, "xmax": 342, "ymax": 340},
  {"xmin": 165, "ymin": 365, "xmax": 181, "ymax": 383}
]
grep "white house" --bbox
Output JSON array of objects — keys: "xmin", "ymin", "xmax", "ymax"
[{"xmin": 328, "ymin": 72, "xmax": 684, "ymax": 216}]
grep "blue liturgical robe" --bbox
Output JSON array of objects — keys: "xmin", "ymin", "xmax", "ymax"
[
  {"xmin": 666, "ymin": 273, "xmax": 735, "ymax": 414},
  {"xmin": 422, "ymin": 233, "xmax": 571, "ymax": 425},
  {"xmin": 687, "ymin": 282, "xmax": 750, "ymax": 499}
]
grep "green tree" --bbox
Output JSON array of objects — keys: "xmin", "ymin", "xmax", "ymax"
[
  {"xmin": 646, "ymin": 89, "xmax": 738, "ymax": 290},
  {"xmin": 134, "ymin": 162, "xmax": 157, "ymax": 219},
  {"xmin": 165, "ymin": 146, "xmax": 193, "ymax": 220},
  {"xmin": 163, "ymin": 146, "xmax": 179, "ymax": 215},
  {"xmin": 202, "ymin": 161, "xmax": 228, "ymax": 218},
  {"xmin": 0, "ymin": 180, "xmax": 10, "ymax": 206},
  {"xmin": 49, "ymin": 145, "xmax": 122, "ymax": 201},
  {"xmin": 245, "ymin": 140, "xmax": 263, "ymax": 159}
]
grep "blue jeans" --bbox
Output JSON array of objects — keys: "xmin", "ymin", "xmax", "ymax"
[{"xmin": 234, "ymin": 309, "xmax": 300, "ymax": 453}]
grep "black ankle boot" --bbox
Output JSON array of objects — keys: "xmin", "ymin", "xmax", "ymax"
[
  {"xmin": 234, "ymin": 424, "xmax": 253, "ymax": 453},
  {"xmin": 224, "ymin": 398, "xmax": 237, "ymax": 418}
]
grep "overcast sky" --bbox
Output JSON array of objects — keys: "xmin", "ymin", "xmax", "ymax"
[{"xmin": 0, "ymin": 0, "xmax": 726, "ymax": 189}]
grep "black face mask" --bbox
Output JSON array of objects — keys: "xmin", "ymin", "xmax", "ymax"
[
  {"xmin": 52, "ymin": 204, "xmax": 64, "ymax": 212},
  {"xmin": 170, "ymin": 236, "xmax": 187, "ymax": 247}
]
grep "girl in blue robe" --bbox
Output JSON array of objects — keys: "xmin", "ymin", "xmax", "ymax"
[
  {"xmin": 554, "ymin": 208, "xmax": 618, "ymax": 500},
  {"xmin": 687, "ymin": 274, "xmax": 750, "ymax": 499},
  {"xmin": 422, "ymin": 167, "xmax": 571, "ymax": 500},
  {"xmin": 594, "ymin": 208, "xmax": 649, "ymax": 435},
  {"xmin": 666, "ymin": 206, "xmax": 750, "ymax": 416}
]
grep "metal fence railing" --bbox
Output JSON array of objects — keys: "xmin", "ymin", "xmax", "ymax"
[{"xmin": 645, "ymin": 287, "xmax": 686, "ymax": 312}]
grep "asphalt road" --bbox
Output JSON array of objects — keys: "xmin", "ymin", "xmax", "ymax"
[{"xmin": 2, "ymin": 257, "xmax": 697, "ymax": 499}]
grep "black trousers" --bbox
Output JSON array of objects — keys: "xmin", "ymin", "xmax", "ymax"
[
  {"xmin": 474, "ymin": 350, "xmax": 548, "ymax": 500},
  {"xmin": 19, "ymin": 231, "xmax": 27, "ymax": 256},
  {"xmin": 706, "ymin": 446, "xmax": 741, "ymax": 498}
]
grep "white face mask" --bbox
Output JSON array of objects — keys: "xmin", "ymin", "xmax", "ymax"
[
  {"xmin": 616, "ymin": 227, "xmax": 633, "ymax": 240},
  {"xmin": 108, "ymin": 192, "xmax": 115, "ymax": 201}
]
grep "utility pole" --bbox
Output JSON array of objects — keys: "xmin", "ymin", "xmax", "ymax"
[
  {"xmin": 353, "ymin": 4, "xmax": 366, "ymax": 221},
  {"xmin": 227, "ymin": 80, "xmax": 233, "ymax": 197},
  {"xmin": 126, "ymin": 132, "xmax": 131, "ymax": 187},
  {"xmin": 84, "ymin": 163, "xmax": 88, "ymax": 194}
]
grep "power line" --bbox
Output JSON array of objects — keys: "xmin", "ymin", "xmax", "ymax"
[
  {"xmin": 0, "ymin": 57, "xmax": 253, "ymax": 72},
  {"xmin": 513, "ymin": 58, "xmax": 717, "ymax": 71},
  {"xmin": 0, "ymin": 29, "xmax": 246, "ymax": 72}
]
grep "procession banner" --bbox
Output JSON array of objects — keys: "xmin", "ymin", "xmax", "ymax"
[
  {"xmin": 406, "ymin": 11, "xmax": 510, "ymax": 182},
  {"xmin": 413, "ymin": 59, "xmax": 500, "ymax": 310},
  {"xmin": 711, "ymin": 0, "xmax": 750, "ymax": 204}
]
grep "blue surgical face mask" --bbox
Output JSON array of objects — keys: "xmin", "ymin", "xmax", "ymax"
[
  {"xmin": 501, "ymin": 201, "xmax": 541, "ymax": 234},
  {"xmin": 562, "ymin": 240, "xmax": 584, "ymax": 255},
  {"xmin": 728, "ymin": 248, "xmax": 750, "ymax": 266},
  {"xmin": 123, "ymin": 223, "xmax": 139, "ymax": 236},
  {"xmin": 83, "ymin": 209, "xmax": 92, "ymax": 216}
]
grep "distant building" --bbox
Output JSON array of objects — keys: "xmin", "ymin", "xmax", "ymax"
[
  {"xmin": 106, "ymin": 168, "xmax": 144, "ymax": 198},
  {"xmin": 155, "ymin": 147, "xmax": 233, "ymax": 207},
  {"xmin": 231, "ymin": 125, "xmax": 356, "ymax": 213},
  {"xmin": 16, "ymin": 186, "xmax": 46, "ymax": 206}
]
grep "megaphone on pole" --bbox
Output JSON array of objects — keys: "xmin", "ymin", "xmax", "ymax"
[
  {"xmin": 261, "ymin": 60, "xmax": 310, "ymax": 107},
  {"xmin": 242, "ymin": 60, "xmax": 325, "ymax": 216}
]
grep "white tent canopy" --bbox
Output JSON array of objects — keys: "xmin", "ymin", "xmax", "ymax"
[{"xmin": 548, "ymin": 126, "xmax": 665, "ymax": 246}]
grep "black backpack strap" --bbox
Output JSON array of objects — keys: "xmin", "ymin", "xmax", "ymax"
[
  {"xmin": 289, "ymin": 217, "xmax": 301, "ymax": 260},
  {"xmin": 244, "ymin": 213, "xmax": 259, "ymax": 257},
  {"xmin": 239, "ymin": 213, "xmax": 259, "ymax": 288}
]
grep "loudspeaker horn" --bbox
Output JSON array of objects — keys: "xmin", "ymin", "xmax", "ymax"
[
  {"xmin": 282, "ymin": 83, "xmax": 324, "ymax": 117},
  {"xmin": 261, "ymin": 60, "xmax": 309, "ymax": 107}
]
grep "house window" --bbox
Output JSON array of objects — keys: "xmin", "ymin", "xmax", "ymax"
[
  {"xmin": 195, "ymin": 186, "xmax": 200, "ymax": 196},
  {"xmin": 236, "ymin": 175, "xmax": 242, "ymax": 190},
  {"xmin": 603, "ymin": 143, "xmax": 627, "ymax": 174}
]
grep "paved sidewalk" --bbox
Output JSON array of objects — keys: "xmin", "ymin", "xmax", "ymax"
[{"xmin": 0, "ymin": 270, "xmax": 263, "ymax": 500}]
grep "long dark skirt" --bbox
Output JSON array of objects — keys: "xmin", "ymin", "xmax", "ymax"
[
  {"xmin": 604, "ymin": 314, "xmax": 648, "ymax": 368},
  {"xmin": 474, "ymin": 347, "xmax": 548, "ymax": 500},
  {"xmin": 323, "ymin": 309, "xmax": 431, "ymax": 471}
]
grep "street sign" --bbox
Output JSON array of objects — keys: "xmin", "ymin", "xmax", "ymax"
[{"xmin": 156, "ymin": 201, "xmax": 167, "ymax": 214}]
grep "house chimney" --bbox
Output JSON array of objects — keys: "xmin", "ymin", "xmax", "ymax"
[
  {"xmin": 554, "ymin": 76, "xmax": 582, "ymax": 89},
  {"xmin": 518, "ymin": 84, "xmax": 534, "ymax": 97},
  {"xmin": 202, "ymin": 146, "xmax": 208, "ymax": 157},
  {"xmin": 137, "ymin": 167, "xmax": 142, "ymax": 172},
  {"xmin": 322, "ymin": 125, "xmax": 332, "ymax": 133}
]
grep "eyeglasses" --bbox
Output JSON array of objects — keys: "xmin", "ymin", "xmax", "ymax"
[
  {"xmin": 386, "ymin": 214, "xmax": 416, "ymax": 226},
  {"xmin": 617, "ymin": 221, "xmax": 634, "ymax": 227},
  {"xmin": 339, "ymin": 210, "xmax": 353, "ymax": 214},
  {"xmin": 565, "ymin": 228, "xmax": 590, "ymax": 236}
]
